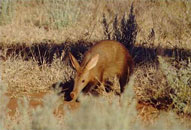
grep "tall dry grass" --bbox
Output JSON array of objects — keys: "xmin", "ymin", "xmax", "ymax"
[
  {"xmin": 0, "ymin": 0, "xmax": 132, "ymax": 45},
  {"xmin": 0, "ymin": 0, "xmax": 191, "ymax": 49},
  {"xmin": 1, "ymin": 53, "xmax": 74, "ymax": 97}
]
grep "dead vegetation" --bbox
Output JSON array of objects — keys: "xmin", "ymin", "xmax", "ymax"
[
  {"xmin": 0, "ymin": 0, "xmax": 191, "ymax": 130},
  {"xmin": 0, "ymin": 0, "xmax": 191, "ymax": 49}
]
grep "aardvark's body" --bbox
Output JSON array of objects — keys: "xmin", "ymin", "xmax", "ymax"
[{"xmin": 69, "ymin": 40, "xmax": 133, "ymax": 101}]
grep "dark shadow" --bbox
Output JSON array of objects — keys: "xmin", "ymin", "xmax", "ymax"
[
  {"xmin": 132, "ymin": 46, "xmax": 191, "ymax": 65},
  {"xmin": 52, "ymin": 79, "xmax": 74, "ymax": 101},
  {"xmin": 0, "ymin": 41, "xmax": 191, "ymax": 66},
  {"xmin": 0, "ymin": 41, "xmax": 92, "ymax": 66}
]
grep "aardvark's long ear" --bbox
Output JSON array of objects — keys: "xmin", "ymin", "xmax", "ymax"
[
  {"xmin": 86, "ymin": 54, "xmax": 99, "ymax": 70},
  {"xmin": 69, "ymin": 52, "xmax": 80, "ymax": 71}
]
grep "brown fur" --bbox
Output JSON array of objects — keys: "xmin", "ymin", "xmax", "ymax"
[{"xmin": 69, "ymin": 40, "xmax": 134, "ymax": 101}]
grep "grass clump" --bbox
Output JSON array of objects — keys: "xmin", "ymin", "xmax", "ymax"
[
  {"xmin": 7, "ymin": 92, "xmax": 64, "ymax": 130},
  {"xmin": 0, "ymin": 0, "xmax": 15, "ymax": 25},
  {"xmin": 31, "ymin": 93, "xmax": 63, "ymax": 130},
  {"xmin": 1, "ymin": 54, "xmax": 74, "ymax": 97},
  {"xmin": 44, "ymin": 0, "xmax": 81, "ymax": 30},
  {"xmin": 159, "ymin": 56, "xmax": 191, "ymax": 116},
  {"xmin": 134, "ymin": 63, "xmax": 172, "ymax": 110},
  {"xmin": 135, "ymin": 56, "xmax": 191, "ymax": 116}
]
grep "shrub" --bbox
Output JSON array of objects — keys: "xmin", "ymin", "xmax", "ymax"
[
  {"xmin": 159, "ymin": 56, "xmax": 191, "ymax": 115},
  {"xmin": 43, "ymin": 0, "xmax": 81, "ymax": 29},
  {"xmin": 102, "ymin": 3, "xmax": 137, "ymax": 53},
  {"xmin": 134, "ymin": 63, "xmax": 172, "ymax": 110}
]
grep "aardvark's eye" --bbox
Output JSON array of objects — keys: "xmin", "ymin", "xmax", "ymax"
[{"xmin": 82, "ymin": 80, "xmax": 85, "ymax": 83}]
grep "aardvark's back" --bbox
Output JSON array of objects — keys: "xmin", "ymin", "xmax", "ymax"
[{"xmin": 82, "ymin": 40, "xmax": 133, "ymax": 92}]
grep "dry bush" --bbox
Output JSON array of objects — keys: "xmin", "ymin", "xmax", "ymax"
[
  {"xmin": 134, "ymin": 56, "xmax": 191, "ymax": 122},
  {"xmin": 159, "ymin": 56, "xmax": 191, "ymax": 116},
  {"xmin": 64, "ymin": 96, "xmax": 138, "ymax": 130},
  {"xmin": 30, "ymin": 93, "xmax": 64, "ymax": 130},
  {"xmin": 134, "ymin": 63, "xmax": 172, "ymax": 110}
]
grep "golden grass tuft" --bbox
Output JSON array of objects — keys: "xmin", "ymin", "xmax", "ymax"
[
  {"xmin": 1, "ymin": 56, "xmax": 74, "ymax": 97},
  {"xmin": 134, "ymin": 63, "xmax": 171, "ymax": 109}
]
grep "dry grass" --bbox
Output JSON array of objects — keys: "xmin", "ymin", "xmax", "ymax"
[
  {"xmin": 134, "ymin": 63, "xmax": 172, "ymax": 110},
  {"xmin": 1, "ymin": 55, "xmax": 74, "ymax": 97},
  {"xmin": 159, "ymin": 56, "xmax": 191, "ymax": 116},
  {"xmin": 0, "ymin": 0, "xmax": 132, "ymax": 46},
  {"xmin": 0, "ymin": 74, "xmax": 191, "ymax": 130},
  {"xmin": 0, "ymin": 0, "xmax": 191, "ymax": 49},
  {"xmin": 0, "ymin": 0, "xmax": 191, "ymax": 129},
  {"xmin": 135, "ymin": 0, "xmax": 191, "ymax": 49}
]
